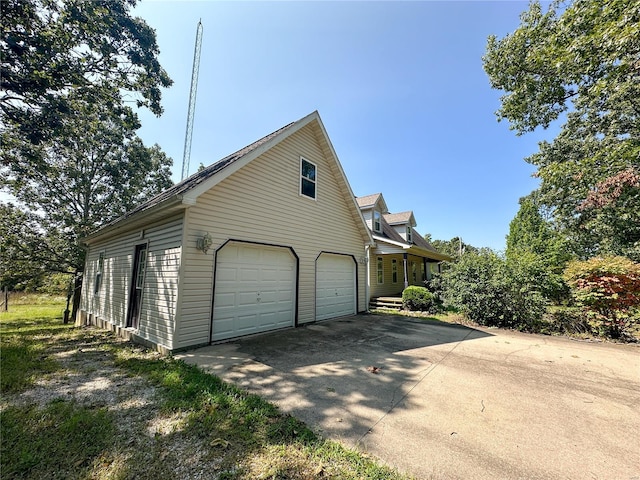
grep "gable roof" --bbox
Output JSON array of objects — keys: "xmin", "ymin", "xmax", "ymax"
[
  {"xmin": 356, "ymin": 193, "xmax": 452, "ymax": 261},
  {"xmin": 85, "ymin": 111, "xmax": 373, "ymax": 245},
  {"xmin": 356, "ymin": 193, "xmax": 380, "ymax": 208},
  {"xmin": 383, "ymin": 211, "xmax": 416, "ymax": 227}
]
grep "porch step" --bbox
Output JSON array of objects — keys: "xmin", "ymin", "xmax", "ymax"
[{"xmin": 369, "ymin": 296, "xmax": 403, "ymax": 310}]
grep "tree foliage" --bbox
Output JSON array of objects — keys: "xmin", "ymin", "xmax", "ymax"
[
  {"xmin": 0, "ymin": 1, "xmax": 174, "ymax": 312},
  {"xmin": 1, "ymin": 99, "xmax": 173, "ymax": 287},
  {"xmin": 426, "ymin": 235, "xmax": 479, "ymax": 267},
  {"xmin": 506, "ymin": 194, "xmax": 572, "ymax": 302},
  {"xmin": 483, "ymin": 0, "xmax": 640, "ymax": 260},
  {"xmin": 563, "ymin": 256, "xmax": 640, "ymax": 337},
  {"xmin": 1, "ymin": 0, "xmax": 172, "ymax": 145}
]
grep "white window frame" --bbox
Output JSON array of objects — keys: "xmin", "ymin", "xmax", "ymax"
[
  {"xmin": 94, "ymin": 251, "xmax": 105, "ymax": 295},
  {"xmin": 300, "ymin": 157, "xmax": 317, "ymax": 200},
  {"xmin": 376, "ymin": 257, "xmax": 384, "ymax": 284},
  {"xmin": 392, "ymin": 258, "xmax": 398, "ymax": 284},
  {"xmin": 373, "ymin": 210, "xmax": 381, "ymax": 233},
  {"xmin": 406, "ymin": 226, "xmax": 413, "ymax": 243}
]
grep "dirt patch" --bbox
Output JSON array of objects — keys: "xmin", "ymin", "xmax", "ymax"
[{"xmin": 1, "ymin": 328, "xmax": 224, "ymax": 479}]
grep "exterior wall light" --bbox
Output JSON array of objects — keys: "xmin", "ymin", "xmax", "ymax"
[{"xmin": 196, "ymin": 232, "xmax": 212, "ymax": 254}]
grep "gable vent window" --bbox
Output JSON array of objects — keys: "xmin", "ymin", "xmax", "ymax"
[
  {"xmin": 406, "ymin": 226, "xmax": 413, "ymax": 243},
  {"xmin": 373, "ymin": 210, "xmax": 381, "ymax": 232},
  {"xmin": 300, "ymin": 157, "xmax": 317, "ymax": 199}
]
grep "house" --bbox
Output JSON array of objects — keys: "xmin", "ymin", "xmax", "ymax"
[
  {"xmin": 356, "ymin": 193, "xmax": 451, "ymax": 301},
  {"xmin": 79, "ymin": 111, "xmax": 374, "ymax": 353},
  {"xmin": 78, "ymin": 111, "xmax": 451, "ymax": 353}
]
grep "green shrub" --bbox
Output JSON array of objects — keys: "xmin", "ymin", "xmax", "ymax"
[
  {"xmin": 441, "ymin": 249, "xmax": 546, "ymax": 329},
  {"xmin": 402, "ymin": 286, "xmax": 440, "ymax": 313},
  {"xmin": 563, "ymin": 256, "xmax": 640, "ymax": 338}
]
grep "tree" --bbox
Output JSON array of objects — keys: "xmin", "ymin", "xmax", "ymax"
[
  {"xmin": 1, "ymin": 98, "xmax": 173, "ymax": 318},
  {"xmin": 427, "ymin": 236, "xmax": 479, "ymax": 267},
  {"xmin": 1, "ymin": 0, "xmax": 172, "ymax": 146},
  {"xmin": 0, "ymin": 0, "xmax": 174, "ymax": 319},
  {"xmin": 483, "ymin": 0, "xmax": 640, "ymax": 260},
  {"xmin": 506, "ymin": 193, "xmax": 572, "ymax": 302}
]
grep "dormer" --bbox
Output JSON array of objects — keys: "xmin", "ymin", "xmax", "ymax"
[
  {"xmin": 383, "ymin": 211, "xmax": 417, "ymax": 243},
  {"xmin": 356, "ymin": 193, "xmax": 388, "ymax": 235}
]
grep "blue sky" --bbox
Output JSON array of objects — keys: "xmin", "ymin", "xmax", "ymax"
[{"xmin": 132, "ymin": 0, "xmax": 555, "ymax": 251}]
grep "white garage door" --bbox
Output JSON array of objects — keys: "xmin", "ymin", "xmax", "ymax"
[
  {"xmin": 212, "ymin": 242, "xmax": 296, "ymax": 341},
  {"xmin": 316, "ymin": 253, "xmax": 356, "ymax": 321}
]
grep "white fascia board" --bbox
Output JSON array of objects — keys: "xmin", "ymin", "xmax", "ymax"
[
  {"xmin": 313, "ymin": 113, "xmax": 375, "ymax": 246},
  {"xmin": 372, "ymin": 234, "xmax": 409, "ymax": 249}
]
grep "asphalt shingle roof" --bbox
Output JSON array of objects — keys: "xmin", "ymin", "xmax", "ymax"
[
  {"xmin": 355, "ymin": 193, "xmax": 382, "ymax": 209},
  {"xmin": 95, "ymin": 121, "xmax": 296, "ymax": 232},
  {"xmin": 383, "ymin": 211, "xmax": 414, "ymax": 226}
]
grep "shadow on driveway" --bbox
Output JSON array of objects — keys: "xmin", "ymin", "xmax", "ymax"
[
  {"xmin": 179, "ymin": 314, "xmax": 640, "ymax": 479},
  {"xmin": 178, "ymin": 314, "xmax": 492, "ymax": 446}
]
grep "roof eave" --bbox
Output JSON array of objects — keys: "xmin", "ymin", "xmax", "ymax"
[
  {"xmin": 82, "ymin": 194, "xmax": 188, "ymax": 245},
  {"xmin": 312, "ymin": 114, "xmax": 374, "ymax": 247}
]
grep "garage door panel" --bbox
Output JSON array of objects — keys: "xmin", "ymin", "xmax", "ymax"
[
  {"xmin": 213, "ymin": 242, "xmax": 296, "ymax": 341},
  {"xmin": 216, "ymin": 266, "xmax": 238, "ymax": 282},
  {"xmin": 214, "ymin": 292, "xmax": 236, "ymax": 308},
  {"xmin": 316, "ymin": 254, "xmax": 356, "ymax": 321}
]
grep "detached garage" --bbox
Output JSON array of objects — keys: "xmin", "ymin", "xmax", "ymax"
[{"xmin": 78, "ymin": 111, "xmax": 374, "ymax": 353}]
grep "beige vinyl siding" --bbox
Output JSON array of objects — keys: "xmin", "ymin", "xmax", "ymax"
[
  {"xmin": 177, "ymin": 123, "xmax": 367, "ymax": 348},
  {"xmin": 370, "ymin": 253, "xmax": 405, "ymax": 298},
  {"xmin": 362, "ymin": 209, "xmax": 374, "ymax": 231},
  {"xmin": 369, "ymin": 253, "xmax": 432, "ymax": 298},
  {"xmin": 80, "ymin": 215, "xmax": 183, "ymax": 350}
]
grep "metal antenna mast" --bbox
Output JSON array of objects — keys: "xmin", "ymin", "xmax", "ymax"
[{"xmin": 181, "ymin": 19, "xmax": 203, "ymax": 180}]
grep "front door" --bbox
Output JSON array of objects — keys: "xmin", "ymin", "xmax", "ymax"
[{"xmin": 126, "ymin": 243, "xmax": 147, "ymax": 329}]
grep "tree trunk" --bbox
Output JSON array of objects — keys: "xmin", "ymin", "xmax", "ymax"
[{"xmin": 71, "ymin": 272, "xmax": 83, "ymax": 323}]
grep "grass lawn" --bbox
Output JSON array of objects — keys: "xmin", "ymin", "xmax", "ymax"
[{"xmin": 1, "ymin": 296, "xmax": 411, "ymax": 480}]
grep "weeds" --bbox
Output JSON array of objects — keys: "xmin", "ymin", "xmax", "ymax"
[{"xmin": 1, "ymin": 295, "xmax": 411, "ymax": 480}]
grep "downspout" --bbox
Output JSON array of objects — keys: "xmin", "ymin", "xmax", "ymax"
[{"xmin": 365, "ymin": 244, "xmax": 370, "ymax": 312}]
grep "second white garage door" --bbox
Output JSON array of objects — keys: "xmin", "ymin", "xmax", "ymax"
[
  {"xmin": 316, "ymin": 253, "xmax": 356, "ymax": 321},
  {"xmin": 212, "ymin": 242, "xmax": 296, "ymax": 341}
]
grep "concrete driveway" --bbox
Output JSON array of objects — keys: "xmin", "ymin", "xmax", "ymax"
[{"xmin": 177, "ymin": 314, "xmax": 640, "ymax": 480}]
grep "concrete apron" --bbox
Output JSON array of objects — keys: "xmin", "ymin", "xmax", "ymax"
[{"xmin": 177, "ymin": 315, "xmax": 640, "ymax": 480}]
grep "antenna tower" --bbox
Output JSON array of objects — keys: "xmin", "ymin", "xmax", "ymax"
[{"xmin": 181, "ymin": 20, "xmax": 203, "ymax": 180}]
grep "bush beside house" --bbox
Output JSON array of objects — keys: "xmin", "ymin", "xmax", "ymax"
[{"xmin": 402, "ymin": 286, "xmax": 441, "ymax": 314}]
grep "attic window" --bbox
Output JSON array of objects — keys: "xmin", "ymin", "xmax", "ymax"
[
  {"xmin": 94, "ymin": 251, "xmax": 105, "ymax": 295},
  {"xmin": 373, "ymin": 210, "xmax": 381, "ymax": 232},
  {"xmin": 300, "ymin": 157, "xmax": 316, "ymax": 199},
  {"xmin": 406, "ymin": 226, "xmax": 413, "ymax": 243}
]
